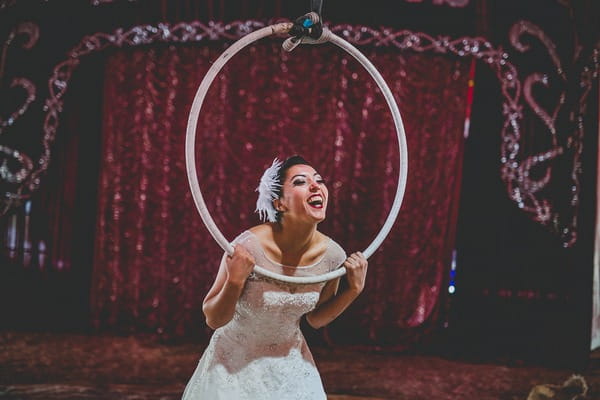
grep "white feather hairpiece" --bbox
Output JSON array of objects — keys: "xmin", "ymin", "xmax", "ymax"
[{"xmin": 255, "ymin": 158, "xmax": 283, "ymax": 222}]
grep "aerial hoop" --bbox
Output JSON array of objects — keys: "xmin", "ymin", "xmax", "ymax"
[{"xmin": 186, "ymin": 21, "xmax": 408, "ymax": 284}]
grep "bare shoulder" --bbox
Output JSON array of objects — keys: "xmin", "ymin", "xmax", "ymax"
[
  {"xmin": 314, "ymin": 230, "xmax": 330, "ymax": 247},
  {"xmin": 248, "ymin": 224, "xmax": 280, "ymax": 259},
  {"xmin": 327, "ymin": 237, "xmax": 347, "ymax": 260},
  {"xmin": 248, "ymin": 223, "xmax": 273, "ymax": 240}
]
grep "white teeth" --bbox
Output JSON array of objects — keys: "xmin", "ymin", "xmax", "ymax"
[{"xmin": 308, "ymin": 195, "xmax": 323, "ymax": 205}]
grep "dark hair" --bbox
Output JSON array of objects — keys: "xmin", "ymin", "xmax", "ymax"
[{"xmin": 274, "ymin": 155, "xmax": 310, "ymax": 197}]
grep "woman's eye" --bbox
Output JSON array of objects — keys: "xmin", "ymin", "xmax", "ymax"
[
  {"xmin": 317, "ymin": 179, "xmax": 326, "ymax": 184},
  {"xmin": 293, "ymin": 180, "xmax": 306, "ymax": 186}
]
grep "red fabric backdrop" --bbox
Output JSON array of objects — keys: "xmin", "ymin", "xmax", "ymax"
[{"xmin": 90, "ymin": 40, "xmax": 470, "ymax": 345}]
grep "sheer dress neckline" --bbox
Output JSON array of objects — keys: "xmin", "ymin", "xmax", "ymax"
[{"xmin": 244, "ymin": 230, "xmax": 332, "ymax": 269}]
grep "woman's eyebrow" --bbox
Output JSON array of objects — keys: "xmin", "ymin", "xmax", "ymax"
[{"xmin": 290, "ymin": 172, "xmax": 320, "ymax": 180}]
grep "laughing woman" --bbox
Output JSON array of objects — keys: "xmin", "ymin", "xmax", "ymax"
[{"xmin": 182, "ymin": 155, "xmax": 368, "ymax": 400}]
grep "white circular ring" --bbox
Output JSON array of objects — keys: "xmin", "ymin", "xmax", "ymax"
[{"xmin": 186, "ymin": 22, "xmax": 408, "ymax": 284}]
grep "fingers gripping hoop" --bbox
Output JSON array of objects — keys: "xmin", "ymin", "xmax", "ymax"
[{"xmin": 186, "ymin": 22, "xmax": 408, "ymax": 284}]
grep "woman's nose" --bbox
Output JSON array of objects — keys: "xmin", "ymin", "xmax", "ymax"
[{"xmin": 309, "ymin": 181, "xmax": 319, "ymax": 191}]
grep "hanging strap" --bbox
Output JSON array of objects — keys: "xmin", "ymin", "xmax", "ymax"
[{"xmin": 283, "ymin": 0, "xmax": 329, "ymax": 52}]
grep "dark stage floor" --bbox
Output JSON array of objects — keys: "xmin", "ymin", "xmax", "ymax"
[{"xmin": 0, "ymin": 331, "xmax": 599, "ymax": 399}]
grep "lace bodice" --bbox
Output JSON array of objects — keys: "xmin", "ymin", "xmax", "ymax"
[{"xmin": 221, "ymin": 230, "xmax": 346, "ymax": 345}]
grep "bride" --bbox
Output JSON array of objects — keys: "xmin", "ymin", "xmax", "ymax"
[{"xmin": 182, "ymin": 155, "xmax": 368, "ymax": 399}]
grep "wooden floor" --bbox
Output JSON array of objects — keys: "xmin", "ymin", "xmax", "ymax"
[{"xmin": 1, "ymin": 331, "xmax": 598, "ymax": 399}]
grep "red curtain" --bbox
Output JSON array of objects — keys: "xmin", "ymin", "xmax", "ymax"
[{"xmin": 90, "ymin": 41, "xmax": 470, "ymax": 345}]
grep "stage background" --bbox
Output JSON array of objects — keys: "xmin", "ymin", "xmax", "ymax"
[{"xmin": 0, "ymin": 0, "xmax": 597, "ymax": 369}]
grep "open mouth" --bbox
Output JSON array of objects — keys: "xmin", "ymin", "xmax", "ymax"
[{"xmin": 307, "ymin": 194, "xmax": 324, "ymax": 209}]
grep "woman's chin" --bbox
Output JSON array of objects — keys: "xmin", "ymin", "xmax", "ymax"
[{"xmin": 310, "ymin": 210, "xmax": 327, "ymax": 223}]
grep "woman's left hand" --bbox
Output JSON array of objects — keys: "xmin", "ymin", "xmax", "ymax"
[{"xmin": 344, "ymin": 252, "xmax": 368, "ymax": 295}]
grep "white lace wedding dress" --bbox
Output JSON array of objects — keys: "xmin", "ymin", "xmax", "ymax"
[{"xmin": 182, "ymin": 230, "xmax": 346, "ymax": 400}]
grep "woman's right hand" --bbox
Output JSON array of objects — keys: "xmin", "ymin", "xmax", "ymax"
[{"xmin": 225, "ymin": 245, "xmax": 255, "ymax": 287}]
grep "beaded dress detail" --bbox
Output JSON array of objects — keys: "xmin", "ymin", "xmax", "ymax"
[{"xmin": 182, "ymin": 230, "xmax": 346, "ymax": 400}]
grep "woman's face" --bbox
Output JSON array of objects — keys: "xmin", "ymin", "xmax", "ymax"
[{"xmin": 275, "ymin": 164, "xmax": 328, "ymax": 223}]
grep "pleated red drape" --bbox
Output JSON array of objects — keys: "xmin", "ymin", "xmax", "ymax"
[{"xmin": 90, "ymin": 41, "xmax": 470, "ymax": 345}]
